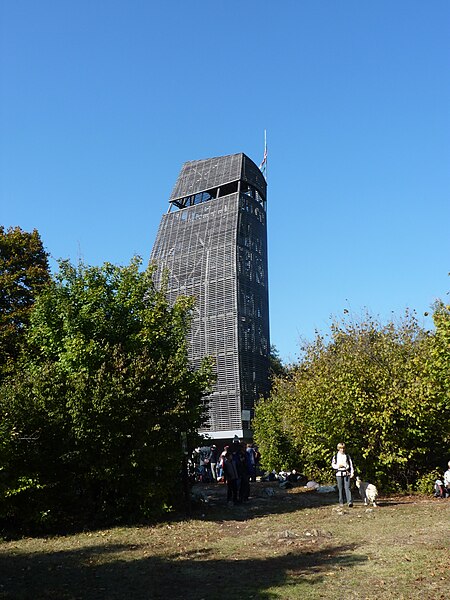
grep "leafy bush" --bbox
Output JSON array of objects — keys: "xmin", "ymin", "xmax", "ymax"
[
  {"xmin": 0, "ymin": 258, "xmax": 213, "ymax": 531},
  {"xmin": 416, "ymin": 469, "xmax": 442, "ymax": 495},
  {"xmin": 253, "ymin": 310, "xmax": 450, "ymax": 490}
]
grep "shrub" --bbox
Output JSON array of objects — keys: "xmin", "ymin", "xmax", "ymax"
[{"xmin": 416, "ymin": 469, "xmax": 442, "ymax": 495}]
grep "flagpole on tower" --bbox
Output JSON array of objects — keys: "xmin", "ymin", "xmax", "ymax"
[
  {"xmin": 259, "ymin": 129, "xmax": 268, "ymax": 181},
  {"xmin": 264, "ymin": 129, "xmax": 267, "ymax": 181}
]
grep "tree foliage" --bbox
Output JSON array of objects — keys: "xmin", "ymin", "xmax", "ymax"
[
  {"xmin": 269, "ymin": 344, "xmax": 288, "ymax": 380},
  {"xmin": 253, "ymin": 310, "xmax": 450, "ymax": 489},
  {"xmin": 428, "ymin": 299, "xmax": 450, "ymax": 448},
  {"xmin": 0, "ymin": 226, "xmax": 50, "ymax": 375},
  {"xmin": 0, "ymin": 258, "xmax": 213, "ymax": 529}
]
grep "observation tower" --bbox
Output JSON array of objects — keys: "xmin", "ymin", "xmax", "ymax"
[{"xmin": 150, "ymin": 153, "xmax": 270, "ymax": 440}]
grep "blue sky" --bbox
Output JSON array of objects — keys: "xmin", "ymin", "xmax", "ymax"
[{"xmin": 1, "ymin": 1, "xmax": 449, "ymax": 362}]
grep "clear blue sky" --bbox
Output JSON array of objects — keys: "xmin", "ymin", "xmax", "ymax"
[{"xmin": 1, "ymin": 1, "xmax": 449, "ymax": 362}]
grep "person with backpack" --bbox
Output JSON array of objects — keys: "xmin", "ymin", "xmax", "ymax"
[{"xmin": 332, "ymin": 442, "xmax": 354, "ymax": 507}]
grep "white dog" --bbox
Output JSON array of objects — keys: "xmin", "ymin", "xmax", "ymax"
[{"xmin": 355, "ymin": 476, "xmax": 378, "ymax": 506}]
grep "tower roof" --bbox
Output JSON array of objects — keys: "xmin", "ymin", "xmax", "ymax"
[{"xmin": 169, "ymin": 153, "xmax": 266, "ymax": 203}]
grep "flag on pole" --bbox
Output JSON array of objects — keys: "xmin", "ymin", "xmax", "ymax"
[{"xmin": 259, "ymin": 130, "xmax": 267, "ymax": 177}]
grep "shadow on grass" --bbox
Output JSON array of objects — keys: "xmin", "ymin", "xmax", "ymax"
[
  {"xmin": 0, "ymin": 541, "xmax": 366, "ymax": 599},
  {"xmin": 0, "ymin": 488, "xmax": 339, "ymax": 542}
]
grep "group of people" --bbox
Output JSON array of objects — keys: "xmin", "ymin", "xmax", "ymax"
[
  {"xmin": 193, "ymin": 440, "xmax": 355, "ymax": 507},
  {"xmin": 192, "ymin": 441, "xmax": 260, "ymax": 504},
  {"xmin": 194, "ymin": 440, "xmax": 449, "ymax": 507}
]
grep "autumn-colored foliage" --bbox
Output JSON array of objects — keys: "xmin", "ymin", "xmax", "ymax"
[{"xmin": 254, "ymin": 309, "xmax": 450, "ymax": 490}]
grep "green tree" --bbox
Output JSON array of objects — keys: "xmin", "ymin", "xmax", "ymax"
[
  {"xmin": 253, "ymin": 311, "xmax": 449, "ymax": 489},
  {"xmin": 0, "ymin": 258, "xmax": 213, "ymax": 529},
  {"xmin": 252, "ymin": 383, "xmax": 298, "ymax": 472},
  {"xmin": 0, "ymin": 226, "xmax": 50, "ymax": 375},
  {"xmin": 269, "ymin": 344, "xmax": 288, "ymax": 379},
  {"xmin": 428, "ymin": 300, "xmax": 450, "ymax": 451}
]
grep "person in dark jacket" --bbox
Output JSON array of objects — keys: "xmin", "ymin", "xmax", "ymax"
[
  {"xmin": 237, "ymin": 446, "xmax": 250, "ymax": 502},
  {"xmin": 246, "ymin": 443, "xmax": 257, "ymax": 482},
  {"xmin": 223, "ymin": 451, "xmax": 238, "ymax": 504},
  {"xmin": 209, "ymin": 445, "xmax": 218, "ymax": 481},
  {"xmin": 198, "ymin": 446, "xmax": 212, "ymax": 482}
]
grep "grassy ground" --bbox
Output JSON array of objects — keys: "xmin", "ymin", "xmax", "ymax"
[{"xmin": 0, "ymin": 482, "xmax": 448, "ymax": 599}]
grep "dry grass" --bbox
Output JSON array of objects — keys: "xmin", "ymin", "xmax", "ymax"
[{"xmin": 0, "ymin": 483, "xmax": 448, "ymax": 599}]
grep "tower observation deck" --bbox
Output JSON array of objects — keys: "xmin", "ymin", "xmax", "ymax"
[{"xmin": 150, "ymin": 153, "xmax": 270, "ymax": 440}]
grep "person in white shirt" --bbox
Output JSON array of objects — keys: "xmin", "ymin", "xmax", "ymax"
[
  {"xmin": 332, "ymin": 442, "xmax": 354, "ymax": 507},
  {"xmin": 443, "ymin": 460, "xmax": 450, "ymax": 496},
  {"xmin": 434, "ymin": 461, "xmax": 450, "ymax": 498}
]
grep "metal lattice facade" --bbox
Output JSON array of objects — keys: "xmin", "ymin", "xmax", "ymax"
[{"xmin": 150, "ymin": 153, "xmax": 270, "ymax": 439}]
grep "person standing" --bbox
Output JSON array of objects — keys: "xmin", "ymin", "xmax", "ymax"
[
  {"xmin": 217, "ymin": 445, "xmax": 228, "ymax": 482},
  {"xmin": 223, "ymin": 451, "xmax": 239, "ymax": 504},
  {"xmin": 237, "ymin": 446, "xmax": 250, "ymax": 502},
  {"xmin": 198, "ymin": 445, "xmax": 212, "ymax": 482},
  {"xmin": 246, "ymin": 443, "xmax": 257, "ymax": 482},
  {"xmin": 443, "ymin": 460, "xmax": 450, "ymax": 497},
  {"xmin": 332, "ymin": 442, "xmax": 354, "ymax": 507},
  {"xmin": 210, "ymin": 445, "xmax": 218, "ymax": 481}
]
